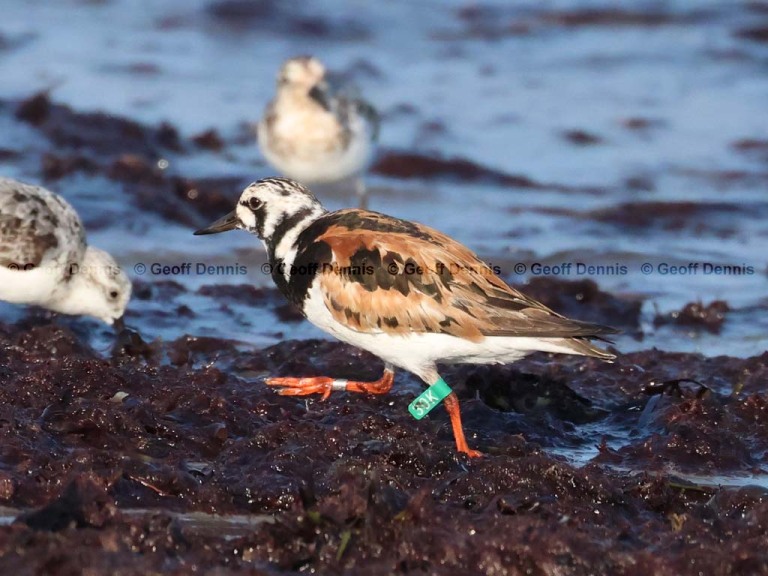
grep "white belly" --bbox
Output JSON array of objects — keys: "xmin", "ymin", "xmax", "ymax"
[
  {"xmin": 302, "ymin": 283, "xmax": 582, "ymax": 383},
  {"xmin": 257, "ymin": 114, "xmax": 374, "ymax": 184},
  {"xmin": 0, "ymin": 264, "xmax": 64, "ymax": 307}
]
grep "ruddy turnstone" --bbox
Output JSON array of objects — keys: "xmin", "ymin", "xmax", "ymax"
[
  {"xmin": 195, "ymin": 178, "xmax": 616, "ymax": 456},
  {"xmin": 0, "ymin": 178, "xmax": 131, "ymax": 325},
  {"xmin": 257, "ymin": 56, "xmax": 379, "ymax": 206}
]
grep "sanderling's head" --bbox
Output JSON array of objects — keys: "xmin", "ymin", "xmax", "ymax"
[
  {"xmin": 194, "ymin": 178, "xmax": 325, "ymax": 247},
  {"xmin": 277, "ymin": 56, "xmax": 326, "ymax": 91},
  {"xmin": 52, "ymin": 247, "xmax": 132, "ymax": 325}
]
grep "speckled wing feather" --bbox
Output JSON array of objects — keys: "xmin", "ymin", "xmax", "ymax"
[
  {"xmin": 312, "ymin": 79, "xmax": 380, "ymax": 142},
  {"xmin": 302, "ymin": 210, "xmax": 616, "ymax": 343},
  {"xmin": 0, "ymin": 178, "xmax": 85, "ymax": 269}
]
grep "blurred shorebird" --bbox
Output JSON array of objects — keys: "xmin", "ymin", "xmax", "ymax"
[
  {"xmin": 195, "ymin": 177, "xmax": 617, "ymax": 457},
  {"xmin": 0, "ymin": 177, "xmax": 131, "ymax": 325},
  {"xmin": 257, "ymin": 56, "xmax": 379, "ymax": 207}
]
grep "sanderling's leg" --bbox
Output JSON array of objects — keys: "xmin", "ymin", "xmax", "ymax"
[{"xmin": 354, "ymin": 176, "xmax": 368, "ymax": 210}]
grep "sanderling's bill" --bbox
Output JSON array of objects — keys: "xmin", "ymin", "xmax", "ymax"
[
  {"xmin": 195, "ymin": 178, "xmax": 617, "ymax": 457},
  {"xmin": 257, "ymin": 56, "xmax": 379, "ymax": 207},
  {"xmin": 0, "ymin": 178, "xmax": 131, "ymax": 325}
]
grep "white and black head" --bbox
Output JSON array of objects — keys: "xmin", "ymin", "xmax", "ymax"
[
  {"xmin": 194, "ymin": 178, "xmax": 326, "ymax": 253},
  {"xmin": 277, "ymin": 56, "xmax": 326, "ymax": 91}
]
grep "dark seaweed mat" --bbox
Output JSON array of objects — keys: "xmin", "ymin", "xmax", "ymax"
[
  {"xmin": 11, "ymin": 92, "xmax": 243, "ymax": 229},
  {"xmin": 0, "ymin": 320, "xmax": 767, "ymax": 574}
]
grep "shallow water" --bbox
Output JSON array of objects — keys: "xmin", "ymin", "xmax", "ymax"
[{"xmin": 0, "ymin": 2, "xmax": 766, "ymax": 349}]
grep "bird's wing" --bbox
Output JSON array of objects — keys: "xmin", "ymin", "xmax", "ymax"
[
  {"xmin": 304, "ymin": 210, "xmax": 616, "ymax": 342},
  {"xmin": 310, "ymin": 77, "xmax": 380, "ymax": 142},
  {"xmin": 0, "ymin": 178, "xmax": 86, "ymax": 269}
]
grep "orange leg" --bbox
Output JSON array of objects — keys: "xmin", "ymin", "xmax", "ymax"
[
  {"xmin": 443, "ymin": 392, "xmax": 483, "ymax": 458},
  {"xmin": 265, "ymin": 369, "xmax": 395, "ymax": 400}
]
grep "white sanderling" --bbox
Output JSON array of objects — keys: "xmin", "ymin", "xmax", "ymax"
[
  {"xmin": 0, "ymin": 177, "xmax": 131, "ymax": 325},
  {"xmin": 195, "ymin": 177, "xmax": 617, "ymax": 456},
  {"xmin": 257, "ymin": 56, "xmax": 379, "ymax": 206}
]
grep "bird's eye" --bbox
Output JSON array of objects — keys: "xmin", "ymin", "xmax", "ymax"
[
  {"xmin": 248, "ymin": 197, "xmax": 263, "ymax": 211},
  {"xmin": 109, "ymin": 290, "xmax": 119, "ymax": 299}
]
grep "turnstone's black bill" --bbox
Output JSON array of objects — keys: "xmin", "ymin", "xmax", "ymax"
[
  {"xmin": 193, "ymin": 211, "xmax": 238, "ymax": 235},
  {"xmin": 0, "ymin": 177, "xmax": 131, "ymax": 325},
  {"xmin": 195, "ymin": 177, "xmax": 617, "ymax": 456},
  {"xmin": 257, "ymin": 56, "xmax": 379, "ymax": 206}
]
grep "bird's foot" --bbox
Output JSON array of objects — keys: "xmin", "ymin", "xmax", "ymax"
[
  {"xmin": 265, "ymin": 370, "xmax": 395, "ymax": 401},
  {"xmin": 264, "ymin": 376, "xmax": 336, "ymax": 400},
  {"xmin": 458, "ymin": 446, "xmax": 484, "ymax": 458}
]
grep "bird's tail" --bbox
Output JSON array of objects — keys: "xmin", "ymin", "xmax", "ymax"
[{"xmin": 559, "ymin": 336, "xmax": 617, "ymax": 361}]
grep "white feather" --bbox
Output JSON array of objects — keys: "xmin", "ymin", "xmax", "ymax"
[
  {"xmin": 0, "ymin": 179, "xmax": 131, "ymax": 324},
  {"xmin": 302, "ymin": 282, "xmax": 587, "ymax": 385}
]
